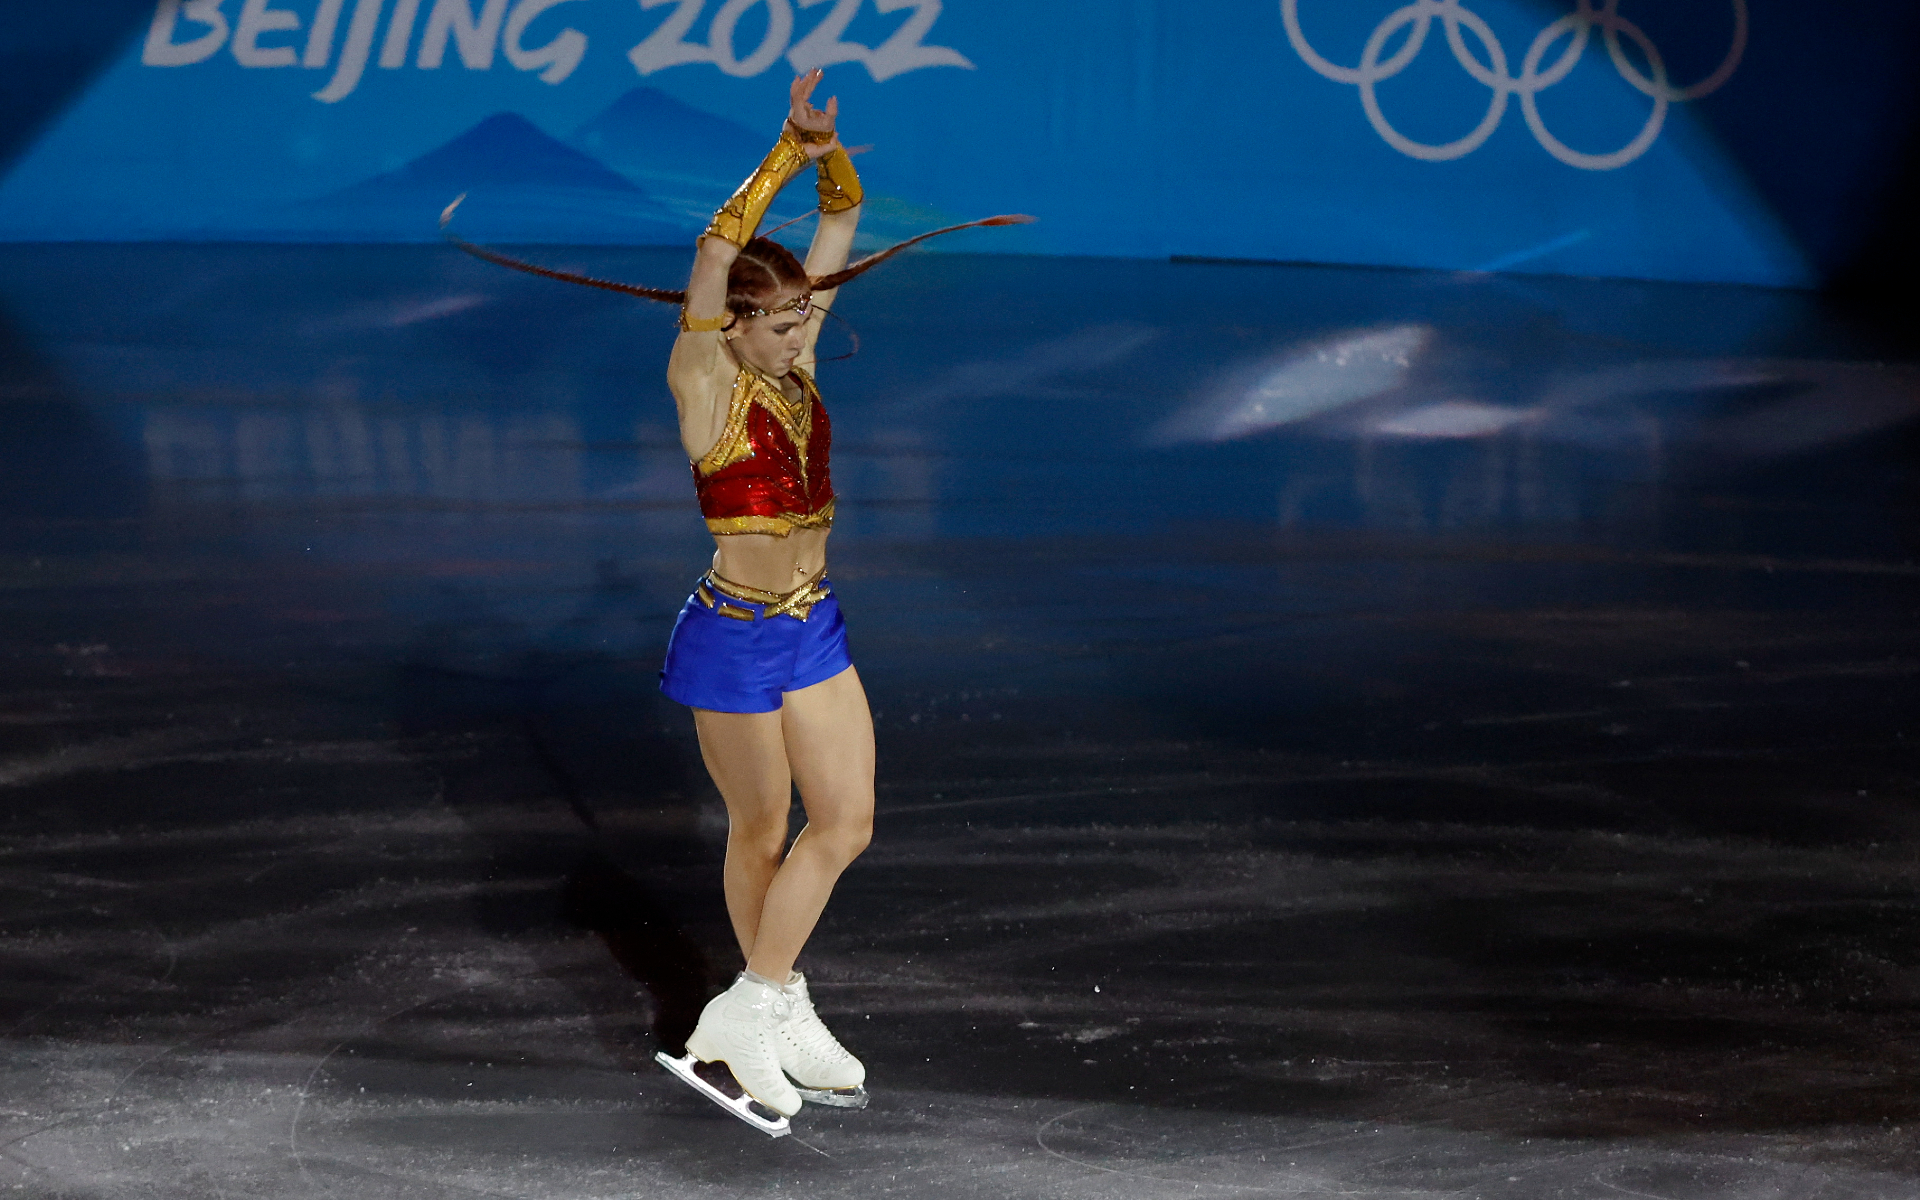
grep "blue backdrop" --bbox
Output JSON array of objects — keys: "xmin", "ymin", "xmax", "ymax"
[{"xmin": 1, "ymin": 0, "xmax": 1916, "ymax": 285}]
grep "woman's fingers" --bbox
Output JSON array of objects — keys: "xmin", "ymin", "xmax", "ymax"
[
  {"xmin": 802, "ymin": 138, "xmax": 843, "ymax": 160},
  {"xmin": 788, "ymin": 70, "xmax": 837, "ymax": 135},
  {"xmin": 791, "ymin": 68, "xmax": 822, "ymax": 107}
]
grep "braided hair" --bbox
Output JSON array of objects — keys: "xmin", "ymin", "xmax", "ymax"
[{"xmin": 439, "ymin": 195, "xmax": 1031, "ymax": 330}]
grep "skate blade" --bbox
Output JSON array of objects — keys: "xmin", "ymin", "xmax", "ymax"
[
  {"xmin": 794, "ymin": 1084, "xmax": 869, "ymax": 1110},
  {"xmin": 654, "ymin": 1051, "xmax": 791, "ymax": 1137}
]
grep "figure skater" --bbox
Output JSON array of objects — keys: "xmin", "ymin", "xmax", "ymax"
[{"xmin": 442, "ymin": 70, "xmax": 1027, "ymax": 1135}]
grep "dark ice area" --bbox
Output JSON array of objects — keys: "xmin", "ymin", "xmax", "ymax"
[{"xmin": 0, "ymin": 243, "xmax": 1916, "ymax": 1197}]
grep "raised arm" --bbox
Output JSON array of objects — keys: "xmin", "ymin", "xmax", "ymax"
[
  {"xmin": 669, "ymin": 71, "xmax": 844, "ymax": 456},
  {"xmin": 667, "ymin": 230, "xmax": 744, "ymax": 423},
  {"xmin": 799, "ymin": 156, "xmax": 862, "ymax": 367}
]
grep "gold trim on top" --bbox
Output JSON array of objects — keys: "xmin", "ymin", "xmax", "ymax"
[
  {"xmin": 694, "ymin": 370, "xmax": 758, "ymax": 476},
  {"xmin": 703, "ymin": 499, "xmax": 835, "ymax": 538},
  {"xmin": 693, "ymin": 365, "xmax": 820, "ymax": 479},
  {"xmin": 744, "ymin": 365, "xmax": 815, "ymax": 478}
]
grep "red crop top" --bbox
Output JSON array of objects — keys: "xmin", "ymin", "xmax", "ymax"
[{"xmin": 691, "ymin": 365, "xmax": 835, "ymax": 537}]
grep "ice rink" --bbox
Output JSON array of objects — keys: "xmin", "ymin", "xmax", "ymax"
[{"xmin": 0, "ymin": 244, "xmax": 1916, "ymax": 1197}]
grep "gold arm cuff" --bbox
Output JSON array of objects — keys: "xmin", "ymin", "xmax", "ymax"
[
  {"xmin": 679, "ymin": 310, "xmax": 729, "ymax": 333},
  {"xmin": 815, "ymin": 147, "xmax": 863, "ymax": 214},
  {"xmin": 788, "ymin": 120, "xmax": 834, "ymax": 145},
  {"xmin": 705, "ymin": 129, "xmax": 812, "ymax": 248}
]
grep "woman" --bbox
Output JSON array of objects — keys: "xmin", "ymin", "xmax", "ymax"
[
  {"xmin": 653, "ymin": 70, "xmax": 877, "ymax": 1133},
  {"xmin": 444, "ymin": 70, "xmax": 1025, "ymax": 1136}
]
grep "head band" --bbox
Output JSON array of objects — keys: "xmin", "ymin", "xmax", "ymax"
[{"xmin": 736, "ymin": 292, "xmax": 813, "ymax": 321}]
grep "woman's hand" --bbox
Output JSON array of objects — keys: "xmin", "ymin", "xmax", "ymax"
[{"xmin": 787, "ymin": 69, "xmax": 842, "ymax": 161}]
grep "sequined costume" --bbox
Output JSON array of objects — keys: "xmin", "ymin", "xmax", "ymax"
[
  {"xmin": 693, "ymin": 365, "xmax": 836, "ymax": 537},
  {"xmin": 661, "ymin": 365, "xmax": 849, "ymax": 713}
]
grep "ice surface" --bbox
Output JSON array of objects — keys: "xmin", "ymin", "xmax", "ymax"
[{"xmin": 0, "ymin": 246, "xmax": 1915, "ymax": 1197}]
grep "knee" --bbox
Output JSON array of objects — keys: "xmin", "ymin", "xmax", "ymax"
[
  {"xmin": 728, "ymin": 812, "xmax": 789, "ymax": 862},
  {"xmin": 811, "ymin": 816, "xmax": 871, "ymax": 867}
]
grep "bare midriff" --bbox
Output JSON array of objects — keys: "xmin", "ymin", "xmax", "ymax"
[{"xmin": 710, "ymin": 526, "xmax": 831, "ymax": 594}]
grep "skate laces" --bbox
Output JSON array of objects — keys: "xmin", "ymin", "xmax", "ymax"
[{"xmin": 788, "ymin": 996, "xmax": 853, "ymax": 1062}]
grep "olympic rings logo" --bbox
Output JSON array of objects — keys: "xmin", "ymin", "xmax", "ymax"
[{"xmin": 1281, "ymin": 0, "xmax": 1746, "ymax": 170}]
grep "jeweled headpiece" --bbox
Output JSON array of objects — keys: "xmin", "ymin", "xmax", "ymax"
[{"xmin": 736, "ymin": 292, "xmax": 814, "ymax": 321}]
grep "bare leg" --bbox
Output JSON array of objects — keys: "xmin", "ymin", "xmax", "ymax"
[
  {"xmin": 693, "ymin": 666, "xmax": 874, "ymax": 972},
  {"xmin": 691, "ymin": 666, "xmax": 875, "ymax": 978},
  {"xmin": 692, "ymin": 706, "xmax": 792, "ymax": 961},
  {"xmin": 747, "ymin": 667, "xmax": 874, "ymax": 980}
]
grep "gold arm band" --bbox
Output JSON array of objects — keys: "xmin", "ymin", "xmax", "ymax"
[
  {"xmin": 788, "ymin": 120, "xmax": 834, "ymax": 146},
  {"xmin": 815, "ymin": 146, "xmax": 862, "ymax": 214},
  {"xmin": 705, "ymin": 128, "xmax": 812, "ymax": 248},
  {"xmin": 679, "ymin": 309, "xmax": 729, "ymax": 333}
]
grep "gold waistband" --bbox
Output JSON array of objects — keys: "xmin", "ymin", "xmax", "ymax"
[{"xmin": 698, "ymin": 565, "xmax": 830, "ymax": 621}]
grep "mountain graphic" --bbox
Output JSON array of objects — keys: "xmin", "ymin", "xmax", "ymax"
[
  {"xmin": 568, "ymin": 87, "xmax": 995, "ymax": 252},
  {"xmin": 569, "ymin": 88, "xmax": 771, "ymax": 229},
  {"xmin": 265, "ymin": 112, "xmax": 693, "ymax": 244},
  {"xmin": 572, "ymin": 87, "xmax": 769, "ymax": 186}
]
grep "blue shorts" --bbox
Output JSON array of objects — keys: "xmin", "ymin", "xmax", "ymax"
[{"xmin": 659, "ymin": 578, "xmax": 853, "ymax": 713}]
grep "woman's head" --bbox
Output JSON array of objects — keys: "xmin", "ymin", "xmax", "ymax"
[{"xmin": 723, "ymin": 237, "xmax": 815, "ymax": 376}]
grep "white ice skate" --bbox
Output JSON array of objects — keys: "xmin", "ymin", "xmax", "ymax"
[
  {"xmin": 778, "ymin": 972, "xmax": 869, "ymax": 1109},
  {"xmin": 656, "ymin": 974, "xmax": 801, "ymax": 1137}
]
